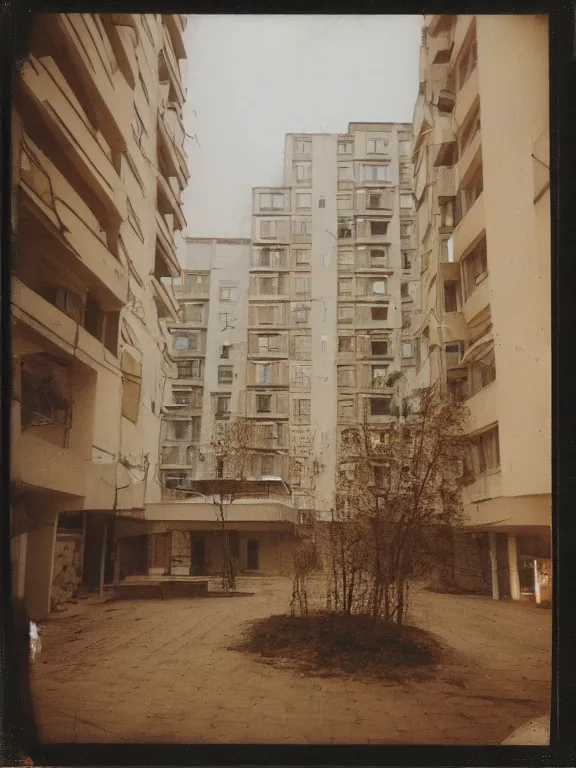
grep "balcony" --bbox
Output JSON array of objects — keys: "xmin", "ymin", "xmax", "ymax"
[
  {"xmin": 454, "ymin": 66, "xmax": 479, "ymax": 130},
  {"xmin": 158, "ymin": 110, "xmax": 189, "ymax": 188},
  {"xmin": 432, "ymin": 115, "xmax": 457, "ymax": 167},
  {"xmin": 102, "ymin": 14, "xmax": 138, "ymax": 89},
  {"xmin": 431, "ymin": 31, "xmax": 454, "ymax": 64},
  {"xmin": 426, "ymin": 14, "xmax": 455, "ymax": 38},
  {"xmin": 156, "ymin": 168, "xmax": 186, "ymax": 231},
  {"xmin": 448, "ymin": 15, "xmax": 475, "ymax": 71},
  {"xmin": 436, "ymin": 166, "xmax": 457, "ymax": 201},
  {"xmin": 164, "ymin": 14, "xmax": 187, "ymax": 60},
  {"xmin": 18, "ymin": 55, "xmax": 126, "ymax": 225},
  {"xmin": 453, "ymin": 193, "xmax": 484, "ymax": 262},
  {"xmin": 462, "ymin": 470, "xmax": 502, "ymax": 513},
  {"xmin": 146, "ymin": 499, "xmax": 298, "ymax": 526},
  {"xmin": 466, "ymin": 380, "xmax": 497, "ymax": 434},
  {"xmin": 151, "ymin": 275, "xmax": 180, "ymax": 322},
  {"xmin": 462, "ymin": 274, "xmax": 490, "ymax": 325},
  {"xmin": 156, "ymin": 211, "xmax": 181, "ymax": 277},
  {"xmin": 43, "ymin": 14, "xmax": 131, "ymax": 150},
  {"xmin": 159, "ymin": 27, "xmax": 185, "ymax": 108}
]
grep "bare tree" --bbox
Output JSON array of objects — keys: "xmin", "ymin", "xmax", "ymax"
[{"xmin": 319, "ymin": 382, "xmax": 470, "ymax": 625}]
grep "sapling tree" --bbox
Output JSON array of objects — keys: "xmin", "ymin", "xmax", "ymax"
[{"xmin": 323, "ymin": 382, "xmax": 470, "ymax": 624}]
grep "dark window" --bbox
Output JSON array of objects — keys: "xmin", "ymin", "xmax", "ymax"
[
  {"xmin": 370, "ymin": 398, "xmax": 391, "ymax": 416},
  {"xmin": 371, "ymin": 307, "xmax": 388, "ymax": 321},
  {"xmin": 319, "ymin": 197, "xmax": 326, "ymax": 208},
  {"xmin": 84, "ymin": 292, "xmax": 104, "ymax": 339},
  {"xmin": 444, "ymin": 282, "xmax": 459, "ymax": 312},
  {"xmin": 370, "ymin": 220, "xmax": 389, "ymax": 236},
  {"xmin": 371, "ymin": 341, "xmax": 388, "ymax": 356},
  {"xmin": 220, "ymin": 344, "xmax": 230, "ymax": 359},
  {"xmin": 256, "ymin": 395, "xmax": 272, "ymax": 413}
]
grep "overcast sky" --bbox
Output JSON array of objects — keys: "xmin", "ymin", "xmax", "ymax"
[{"xmin": 181, "ymin": 15, "xmax": 423, "ymax": 238}]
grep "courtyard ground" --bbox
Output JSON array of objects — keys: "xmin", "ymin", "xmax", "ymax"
[{"xmin": 31, "ymin": 577, "xmax": 551, "ymax": 745}]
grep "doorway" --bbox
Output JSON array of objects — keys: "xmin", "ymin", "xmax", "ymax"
[
  {"xmin": 496, "ymin": 533, "xmax": 511, "ymax": 599},
  {"xmin": 190, "ymin": 536, "xmax": 206, "ymax": 575},
  {"xmin": 247, "ymin": 539, "xmax": 259, "ymax": 571}
]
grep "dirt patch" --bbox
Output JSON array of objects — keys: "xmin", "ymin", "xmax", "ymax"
[{"xmin": 233, "ymin": 611, "xmax": 445, "ymax": 683}]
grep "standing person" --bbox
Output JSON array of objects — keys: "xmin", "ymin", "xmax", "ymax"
[{"xmin": 6, "ymin": 597, "xmax": 40, "ymax": 762}]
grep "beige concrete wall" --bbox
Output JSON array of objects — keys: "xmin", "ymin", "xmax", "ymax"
[{"xmin": 475, "ymin": 15, "xmax": 550, "ymax": 501}]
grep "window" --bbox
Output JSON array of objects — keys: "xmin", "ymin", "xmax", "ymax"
[
  {"xmin": 339, "ymin": 336, "xmax": 354, "ymax": 352},
  {"xmin": 294, "ymin": 162, "xmax": 312, "ymax": 181},
  {"xmin": 256, "ymin": 394, "xmax": 272, "ymax": 413},
  {"xmin": 338, "ymin": 219, "xmax": 353, "ymax": 238},
  {"xmin": 296, "ymin": 193, "xmax": 312, "ymax": 209},
  {"xmin": 402, "ymin": 252, "xmax": 412, "ymax": 270},
  {"xmin": 184, "ymin": 273, "xmax": 210, "ymax": 294},
  {"xmin": 293, "ymin": 335, "xmax": 311, "ymax": 357},
  {"xmin": 292, "ymin": 219, "xmax": 312, "ymax": 236},
  {"xmin": 294, "ymin": 398, "xmax": 311, "ymax": 423},
  {"xmin": 371, "ymin": 340, "xmax": 389, "ymax": 356},
  {"xmin": 399, "ymin": 140, "xmax": 411, "ymax": 157},
  {"xmin": 183, "ymin": 303, "xmax": 204, "ymax": 323},
  {"xmin": 339, "ymin": 399, "xmax": 355, "ymax": 418},
  {"xmin": 218, "ymin": 365, "xmax": 233, "ymax": 385},
  {"xmin": 215, "ymin": 396, "xmax": 230, "ymax": 417},
  {"xmin": 372, "ymin": 366, "xmax": 389, "ymax": 387},
  {"xmin": 260, "ymin": 219, "xmax": 286, "ymax": 239},
  {"xmin": 261, "ymin": 455, "xmax": 275, "ymax": 476},
  {"xmin": 370, "ymin": 397, "xmax": 391, "ymax": 416},
  {"xmin": 337, "ymin": 195, "xmax": 352, "ymax": 210},
  {"xmin": 402, "ymin": 341, "xmax": 413, "ymax": 358},
  {"xmin": 338, "ymin": 366, "xmax": 356, "ymax": 387},
  {"xmin": 401, "ymin": 282, "xmax": 410, "ymax": 298},
  {"xmin": 219, "ymin": 286, "xmax": 237, "ymax": 302},
  {"xmin": 171, "ymin": 421, "xmax": 191, "ymax": 440},
  {"xmin": 367, "ymin": 193, "xmax": 383, "ymax": 209},
  {"xmin": 290, "ymin": 364, "xmax": 311, "ymax": 387},
  {"xmin": 338, "ymin": 166, "xmax": 353, "ymax": 181},
  {"xmin": 370, "ymin": 249, "xmax": 388, "ymax": 268},
  {"xmin": 257, "ymin": 306, "xmax": 274, "ymax": 324},
  {"xmin": 461, "ymin": 167, "xmax": 483, "ymax": 219},
  {"xmin": 338, "ymin": 141, "xmax": 353, "ymax": 154},
  {"xmin": 338, "ymin": 306, "xmax": 354, "ymax": 323},
  {"xmin": 21, "ymin": 355, "xmax": 73, "ymax": 437},
  {"xmin": 371, "ymin": 306, "xmax": 388, "ymax": 321},
  {"xmin": 219, "ymin": 311, "xmax": 235, "ymax": 329},
  {"xmin": 463, "ymin": 236, "xmax": 488, "ymax": 299},
  {"xmin": 402, "ymin": 312, "xmax": 411, "ymax": 330},
  {"xmin": 338, "ymin": 250, "xmax": 354, "ymax": 266},
  {"xmin": 457, "ymin": 40, "xmax": 477, "ymax": 90},
  {"xmin": 400, "ymin": 164, "xmax": 412, "ymax": 183},
  {"xmin": 470, "ymin": 348, "xmax": 496, "ymax": 394},
  {"xmin": 338, "ymin": 278, "xmax": 353, "ymax": 295},
  {"xmin": 173, "ymin": 334, "xmax": 198, "ymax": 350},
  {"xmin": 370, "ymin": 220, "xmax": 389, "ymax": 236},
  {"xmin": 256, "ymin": 363, "xmax": 270, "ymax": 385},
  {"xmin": 260, "ymin": 192, "xmax": 285, "ymax": 211},
  {"xmin": 373, "ymin": 464, "xmax": 389, "ymax": 488},
  {"xmin": 258, "ymin": 335, "xmax": 280, "ymax": 353},
  {"xmin": 400, "ymin": 222, "xmax": 414, "ymax": 239},
  {"xmin": 444, "ymin": 281, "xmax": 459, "ymax": 312},
  {"xmin": 370, "ymin": 279, "xmax": 387, "ymax": 295},
  {"xmin": 220, "ymin": 344, "xmax": 230, "ymax": 359},
  {"xmin": 472, "ymin": 426, "xmax": 500, "ymax": 473},
  {"xmin": 318, "ymin": 197, "xmax": 326, "ymax": 208},
  {"xmin": 177, "ymin": 360, "xmax": 203, "ymax": 379},
  {"xmin": 295, "ymin": 249, "xmax": 310, "ymax": 265},
  {"xmin": 294, "ymin": 138, "xmax": 312, "ymax": 154},
  {"xmin": 295, "ymin": 277, "xmax": 311, "ymax": 295},
  {"xmin": 258, "ymin": 276, "xmax": 275, "ymax": 295},
  {"xmin": 293, "ymin": 304, "xmax": 310, "ymax": 324},
  {"xmin": 367, "ymin": 137, "xmax": 387, "ymax": 154},
  {"xmin": 400, "ymin": 194, "xmax": 413, "ymax": 210},
  {"xmin": 362, "ymin": 164, "xmax": 390, "ymax": 182},
  {"xmin": 253, "ymin": 247, "xmax": 286, "ymax": 268}
]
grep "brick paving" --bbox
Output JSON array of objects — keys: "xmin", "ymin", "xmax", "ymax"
[{"xmin": 31, "ymin": 577, "xmax": 551, "ymax": 745}]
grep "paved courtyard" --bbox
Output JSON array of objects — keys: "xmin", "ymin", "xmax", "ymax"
[{"xmin": 31, "ymin": 577, "xmax": 551, "ymax": 745}]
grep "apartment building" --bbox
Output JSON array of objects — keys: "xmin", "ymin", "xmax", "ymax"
[
  {"xmin": 250, "ymin": 124, "xmax": 418, "ymax": 519},
  {"xmin": 122, "ymin": 238, "xmax": 298, "ymax": 578},
  {"xmin": 10, "ymin": 13, "xmax": 189, "ymax": 618},
  {"xmin": 411, "ymin": 14, "xmax": 551, "ymax": 600}
]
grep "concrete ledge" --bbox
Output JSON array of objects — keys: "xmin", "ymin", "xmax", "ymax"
[{"xmin": 111, "ymin": 577, "xmax": 209, "ymax": 601}]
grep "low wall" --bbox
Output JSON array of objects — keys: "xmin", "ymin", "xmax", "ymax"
[{"xmin": 111, "ymin": 578, "xmax": 209, "ymax": 601}]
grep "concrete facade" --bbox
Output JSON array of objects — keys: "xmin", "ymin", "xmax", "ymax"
[
  {"xmin": 411, "ymin": 15, "xmax": 551, "ymax": 600},
  {"xmin": 10, "ymin": 13, "xmax": 189, "ymax": 618},
  {"xmin": 250, "ymin": 125, "xmax": 418, "ymax": 520}
]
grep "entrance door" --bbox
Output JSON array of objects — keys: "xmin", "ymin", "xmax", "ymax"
[
  {"xmin": 496, "ymin": 533, "xmax": 511, "ymax": 599},
  {"xmin": 247, "ymin": 540, "xmax": 259, "ymax": 571},
  {"xmin": 190, "ymin": 536, "xmax": 206, "ymax": 575}
]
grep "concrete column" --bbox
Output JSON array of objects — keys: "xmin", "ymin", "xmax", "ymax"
[
  {"xmin": 25, "ymin": 512, "xmax": 58, "ymax": 620},
  {"xmin": 507, "ymin": 534, "xmax": 522, "ymax": 601},
  {"xmin": 488, "ymin": 532, "xmax": 500, "ymax": 600}
]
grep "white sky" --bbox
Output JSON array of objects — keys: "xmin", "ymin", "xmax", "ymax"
[{"xmin": 181, "ymin": 14, "xmax": 423, "ymax": 238}]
